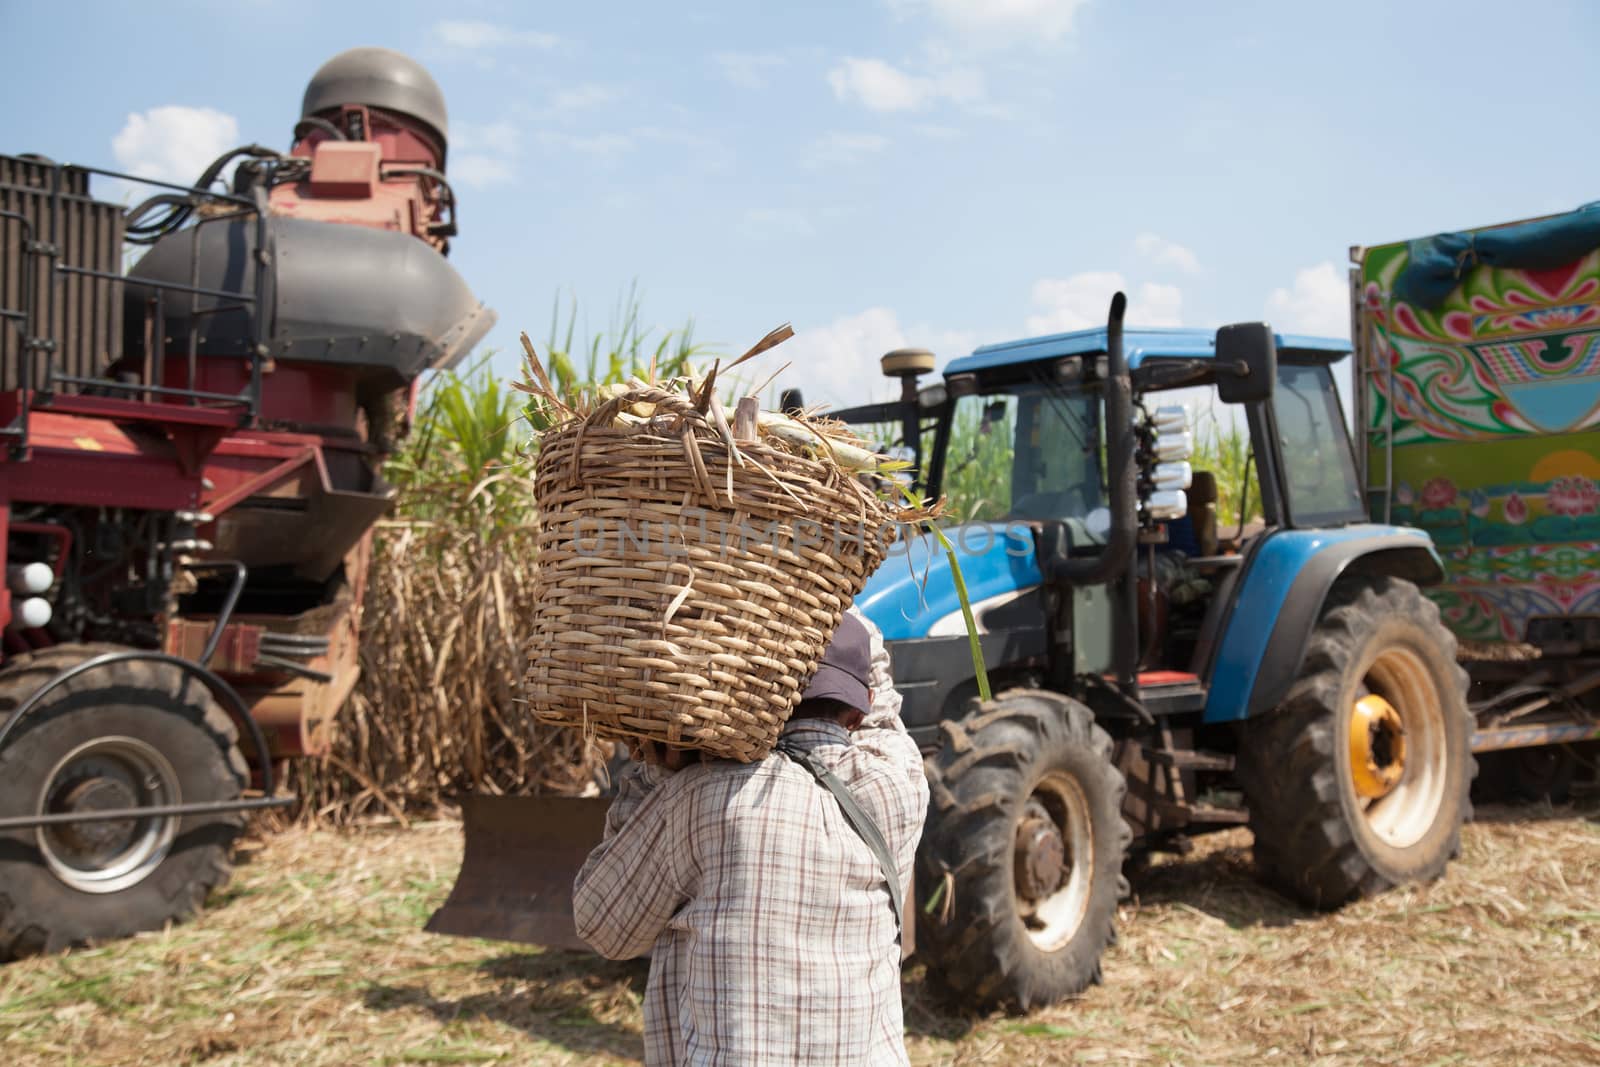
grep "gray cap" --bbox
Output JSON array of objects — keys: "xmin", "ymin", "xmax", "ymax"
[
  {"xmin": 800, "ymin": 613, "xmax": 872, "ymax": 713},
  {"xmin": 302, "ymin": 47, "xmax": 448, "ymax": 147}
]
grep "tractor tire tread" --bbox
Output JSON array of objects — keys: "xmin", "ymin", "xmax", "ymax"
[
  {"xmin": 0, "ymin": 644, "xmax": 248, "ymax": 960},
  {"xmin": 1236, "ymin": 577, "xmax": 1473, "ymax": 910},
  {"xmin": 918, "ymin": 690, "xmax": 1129, "ymax": 1013}
]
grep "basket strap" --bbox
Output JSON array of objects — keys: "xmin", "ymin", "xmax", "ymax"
[{"xmin": 775, "ymin": 739, "xmax": 904, "ymax": 940}]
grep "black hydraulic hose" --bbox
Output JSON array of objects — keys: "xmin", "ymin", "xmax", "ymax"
[
  {"xmin": 293, "ymin": 117, "xmax": 347, "ymax": 143},
  {"xmin": 123, "ymin": 193, "xmax": 193, "ymax": 232},
  {"xmin": 258, "ymin": 633, "xmax": 330, "ymax": 651},
  {"xmin": 184, "ymin": 561, "xmax": 247, "ymax": 667},
  {"xmin": 1056, "ymin": 291, "xmax": 1137, "ymax": 586},
  {"xmin": 0, "ymin": 651, "xmax": 278, "ymax": 798},
  {"xmin": 384, "ymin": 164, "xmax": 448, "ymax": 183},
  {"xmin": 383, "ymin": 165, "xmax": 458, "ymax": 232},
  {"xmin": 125, "ymin": 143, "xmax": 282, "ymax": 244},
  {"xmin": 254, "ymin": 654, "xmax": 334, "ymax": 684}
]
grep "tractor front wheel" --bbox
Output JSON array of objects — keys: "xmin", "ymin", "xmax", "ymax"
[
  {"xmin": 1237, "ymin": 577, "xmax": 1473, "ymax": 909},
  {"xmin": 917, "ymin": 690, "xmax": 1130, "ymax": 1012},
  {"xmin": 0, "ymin": 645, "xmax": 249, "ymax": 959}
]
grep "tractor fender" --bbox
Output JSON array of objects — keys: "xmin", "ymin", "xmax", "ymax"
[
  {"xmin": 0, "ymin": 649, "xmax": 280, "ymax": 796},
  {"xmin": 1201, "ymin": 526, "xmax": 1443, "ymax": 723}
]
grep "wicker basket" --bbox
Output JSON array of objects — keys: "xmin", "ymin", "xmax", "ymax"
[{"xmin": 523, "ymin": 385, "xmax": 899, "ymax": 761}]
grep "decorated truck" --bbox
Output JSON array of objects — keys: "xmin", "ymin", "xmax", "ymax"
[{"xmin": 1353, "ymin": 205, "xmax": 1600, "ymax": 795}]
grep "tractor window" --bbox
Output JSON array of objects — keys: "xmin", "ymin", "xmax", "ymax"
[
  {"xmin": 1014, "ymin": 385, "xmax": 1102, "ymax": 520},
  {"xmin": 1275, "ymin": 363, "xmax": 1364, "ymax": 526},
  {"xmin": 942, "ymin": 383, "xmax": 1100, "ymax": 523},
  {"xmin": 943, "ymin": 395, "xmax": 1017, "ymax": 521}
]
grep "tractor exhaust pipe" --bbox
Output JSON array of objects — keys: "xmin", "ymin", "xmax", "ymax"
[{"xmin": 1056, "ymin": 292, "xmax": 1137, "ymax": 592}]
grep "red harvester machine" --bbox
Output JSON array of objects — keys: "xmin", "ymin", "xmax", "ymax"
[{"xmin": 0, "ymin": 47, "xmax": 493, "ymax": 957}]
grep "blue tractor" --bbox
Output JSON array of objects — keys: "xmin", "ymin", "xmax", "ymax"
[{"xmin": 826, "ymin": 294, "xmax": 1472, "ymax": 1010}]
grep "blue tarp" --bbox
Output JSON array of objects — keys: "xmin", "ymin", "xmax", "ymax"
[{"xmin": 1394, "ymin": 201, "xmax": 1600, "ymax": 310}]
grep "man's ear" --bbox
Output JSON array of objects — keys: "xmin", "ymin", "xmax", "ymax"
[{"xmin": 842, "ymin": 708, "xmax": 866, "ymax": 731}]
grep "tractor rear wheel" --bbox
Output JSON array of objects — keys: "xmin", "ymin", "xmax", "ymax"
[
  {"xmin": 0, "ymin": 644, "xmax": 249, "ymax": 959},
  {"xmin": 917, "ymin": 690, "xmax": 1130, "ymax": 1012},
  {"xmin": 1237, "ymin": 577, "xmax": 1472, "ymax": 909}
]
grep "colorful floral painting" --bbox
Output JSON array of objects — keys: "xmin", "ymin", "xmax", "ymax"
[
  {"xmin": 1547, "ymin": 475, "xmax": 1600, "ymax": 517},
  {"xmin": 1360, "ymin": 235, "xmax": 1600, "ymax": 643},
  {"xmin": 1361, "ymin": 248, "xmax": 1600, "ymax": 445}
]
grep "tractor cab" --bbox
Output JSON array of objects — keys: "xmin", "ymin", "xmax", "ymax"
[
  {"xmin": 809, "ymin": 297, "xmax": 1461, "ymax": 1013},
  {"xmin": 849, "ymin": 325, "xmax": 1361, "ymax": 532},
  {"xmin": 828, "ymin": 314, "xmax": 1369, "ymax": 746}
]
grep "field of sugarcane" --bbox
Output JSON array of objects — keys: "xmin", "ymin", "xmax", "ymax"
[
  {"xmin": 284, "ymin": 299, "xmax": 1263, "ymax": 821},
  {"xmin": 286, "ymin": 296, "xmax": 709, "ymax": 822}
]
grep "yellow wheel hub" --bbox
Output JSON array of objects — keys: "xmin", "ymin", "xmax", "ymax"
[{"xmin": 1350, "ymin": 694, "xmax": 1406, "ymax": 799}]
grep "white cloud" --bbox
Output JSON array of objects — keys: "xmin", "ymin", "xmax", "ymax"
[
  {"xmin": 781, "ymin": 308, "xmax": 976, "ymax": 411},
  {"xmin": 715, "ymin": 51, "xmax": 787, "ymax": 89},
  {"xmin": 450, "ymin": 154, "xmax": 513, "ymax": 187},
  {"xmin": 808, "ymin": 131, "xmax": 890, "ymax": 167},
  {"xmin": 1133, "ymin": 232, "xmax": 1200, "ymax": 275},
  {"xmin": 826, "ymin": 56, "xmax": 983, "ymax": 113},
  {"xmin": 538, "ymin": 84, "xmax": 620, "ymax": 121},
  {"xmin": 537, "ymin": 130, "xmax": 636, "ymax": 156},
  {"xmin": 452, "ymin": 120, "xmax": 520, "ymax": 153},
  {"xmin": 1266, "ymin": 261, "xmax": 1350, "ymax": 338},
  {"xmin": 781, "ymin": 308, "xmax": 906, "ymax": 410},
  {"xmin": 1134, "ymin": 283, "xmax": 1185, "ymax": 326},
  {"xmin": 892, "ymin": 0, "xmax": 1090, "ymax": 43},
  {"xmin": 432, "ymin": 20, "xmax": 559, "ymax": 49},
  {"xmin": 1026, "ymin": 272, "xmax": 1183, "ymax": 335},
  {"xmin": 449, "ymin": 121, "xmax": 523, "ymax": 187},
  {"xmin": 111, "ymin": 106, "xmax": 239, "ymax": 187},
  {"xmin": 449, "ymin": 87, "xmax": 625, "ymax": 181},
  {"xmin": 740, "ymin": 208, "xmax": 815, "ymax": 241}
]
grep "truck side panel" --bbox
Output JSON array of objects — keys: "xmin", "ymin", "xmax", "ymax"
[{"xmin": 1357, "ymin": 237, "xmax": 1600, "ymax": 645}]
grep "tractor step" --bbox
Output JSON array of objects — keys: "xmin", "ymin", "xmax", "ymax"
[
  {"xmin": 1148, "ymin": 798, "xmax": 1250, "ymax": 827},
  {"xmin": 1135, "ymin": 671, "xmax": 1207, "ymax": 714},
  {"xmin": 1184, "ymin": 803, "xmax": 1250, "ymax": 825},
  {"xmin": 1141, "ymin": 746, "xmax": 1235, "ymax": 772}
]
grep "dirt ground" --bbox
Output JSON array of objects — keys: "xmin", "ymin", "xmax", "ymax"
[{"xmin": 1, "ymin": 800, "xmax": 1596, "ymax": 1066}]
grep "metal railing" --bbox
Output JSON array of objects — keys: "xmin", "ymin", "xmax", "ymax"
[{"xmin": 0, "ymin": 157, "xmax": 273, "ymax": 449}]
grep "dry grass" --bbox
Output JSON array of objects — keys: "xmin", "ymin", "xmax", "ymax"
[
  {"xmin": 284, "ymin": 523, "xmax": 611, "ymax": 825},
  {"xmin": 2, "ymin": 800, "xmax": 1596, "ymax": 1066}
]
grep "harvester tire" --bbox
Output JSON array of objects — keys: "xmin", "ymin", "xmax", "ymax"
[
  {"xmin": 1237, "ymin": 577, "xmax": 1472, "ymax": 910},
  {"xmin": 917, "ymin": 689, "xmax": 1130, "ymax": 1012},
  {"xmin": 0, "ymin": 644, "xmax": 249, "ymax": 959}
]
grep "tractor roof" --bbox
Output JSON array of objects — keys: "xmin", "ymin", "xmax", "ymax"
[{"xmin": 944, "ymin": 325, "xmax": 1350, "ymax": 376}]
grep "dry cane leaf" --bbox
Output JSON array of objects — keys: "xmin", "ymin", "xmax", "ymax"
[{"xmin": 727, "ymin": 322, "xmax": 795, "ymax": 371}]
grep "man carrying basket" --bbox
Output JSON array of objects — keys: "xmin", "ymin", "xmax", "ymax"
[{"xmin": 574, "ymin": 607, "xmax": 928, "ymax": 1066}]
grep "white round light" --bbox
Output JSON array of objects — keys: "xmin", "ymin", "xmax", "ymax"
[
  {"xmin": 8, "ymin": 562, "xmax": 53, "ymax": 595},
  {"xmin": 14, "ymin": 597, "xmax": 52, "ymax": 629}
]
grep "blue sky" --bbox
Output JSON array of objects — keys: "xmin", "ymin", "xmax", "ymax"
[{"xmin": 5, "ymin": 0, "xmax": 1597, "ymax": 410}]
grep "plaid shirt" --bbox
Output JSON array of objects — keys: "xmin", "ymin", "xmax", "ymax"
[
  {"xmin": 849, "ymin": 603, "xmax": 903, "ymax": 726},
  {"xmin": 572, "ymin": 615, "xmax": 928, "ymax": 1066}
]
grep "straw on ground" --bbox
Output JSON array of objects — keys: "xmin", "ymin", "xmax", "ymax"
[{"xmin": 2, "ymin": 799, "xmax": 1595, "ymax": 1066}]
